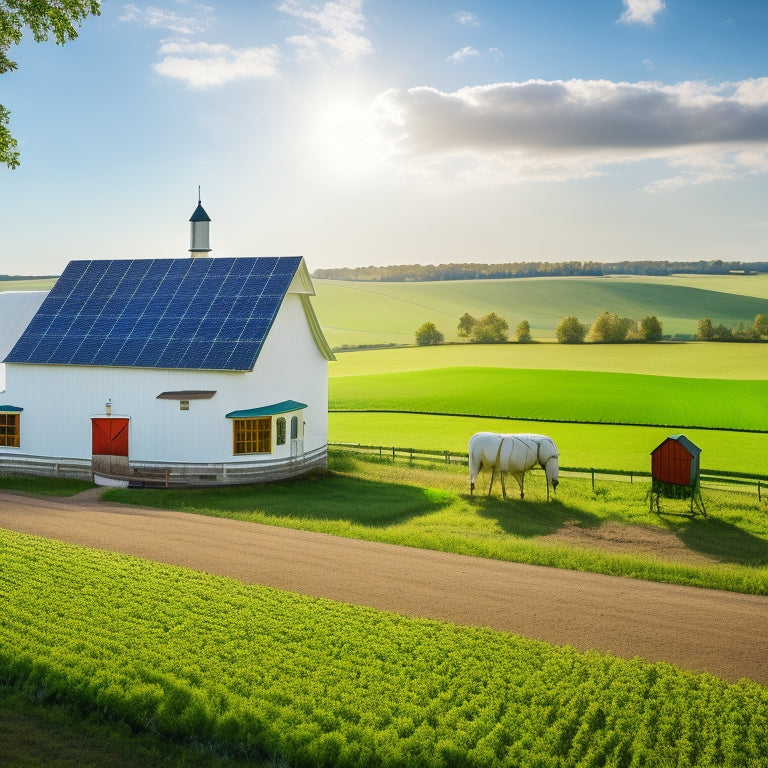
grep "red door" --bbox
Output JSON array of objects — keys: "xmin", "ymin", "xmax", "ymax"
[
  {"xmin": 91, "ymin": 418, "xmax": 129, "ymax": 476},
  {"xmin": 92, "ymin": 418, "xmax": 129, "ymax": 456}
]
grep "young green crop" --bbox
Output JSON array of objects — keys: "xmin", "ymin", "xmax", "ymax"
[
  {"xmin": 2, "ymin": 530, "xmax": 767, "ymax": 768},
  {"xmin": 330, "ymin": 367, "xmax": 768, "ymax": 431}
]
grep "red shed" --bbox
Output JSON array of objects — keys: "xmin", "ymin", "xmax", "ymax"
[
  {"xmin": 651, "ymin": 434, "xmax": 701, "ymax": 487},
  {"xmin": 649, "ymin": 435, "xmax": 705, "ymax": 515}
]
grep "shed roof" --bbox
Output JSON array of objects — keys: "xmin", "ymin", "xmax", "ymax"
[
  {"xmin": 651, "ymin": 434, "xmax": 701, "ymax": 458},
  {"xmin": 5, "ymin": 257, "xmax": 330, "ymax": 371}
]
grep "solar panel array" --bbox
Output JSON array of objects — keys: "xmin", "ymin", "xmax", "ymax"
[{"xmin": 5, "ymin": 257, "xmax": 302, "ymax": 371}]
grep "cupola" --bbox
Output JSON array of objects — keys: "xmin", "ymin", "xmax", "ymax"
[{"xmin": 189, "ymin": 190, "xmax": 211, "ymax": 257}]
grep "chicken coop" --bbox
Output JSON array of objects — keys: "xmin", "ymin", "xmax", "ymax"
[{"xmin": 648, "ymin": 435, "xmax": 705, "ymax": 515}]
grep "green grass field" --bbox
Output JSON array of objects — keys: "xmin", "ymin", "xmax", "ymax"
[
  {"xmin": 330, "ymin": 368, "xmax": 767, "ymax": 432},
  {"xmin": 314, "ymin": 274, "xmax": 768, "ymax": 346},
  {"xmin": 328, "ymin": 344, "xmax": 768, "ymax": 474},
  {"xmin": 328, "ymin": 412, "xmax": 768, "ymax": 476},
  {"xmin": 0, "ymin": 277, "xmax": 55, "ymax": 292},
  {"xmin": 3, "ymin": 529, "xmax": 768, "ymax": 768}
]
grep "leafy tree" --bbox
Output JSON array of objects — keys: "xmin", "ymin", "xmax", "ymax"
[
  {"xmin": 696, "ymin": 318, "xmax": 714, "ymax": 341},
  {"xmin": 415, "ymin": 321, "xmax": 444, "ymax": 346},
  {"xmin": 587, "ymin": 311, "xmax": 635, "ymax": 343},
  {"xmin": 555, "ymin": 316, "xmax": 586, "ymax": 344},
  {"xmin": 754, "ymin": 314, "xmax": 768, "ymax": 338},
  {"xmin": 457, "ymin": 313, "xmax": 475, "ymax": 337},
  {"xmin": 638, "ymin": 314, "xmax": 663, "ymax": 342},
  {"xmin": 515, "ymin": 319, "xmax": 531, "ymax": 343},
  {"xmin": 1, "ymin": 0, "xmax": 101, "ymax": 169},
  {"xmin": 471, "ymin": 312, "xmax": 508, "ymax": 343},
  {"xmin": 733, "ymin": 323, "xmax": 760, "ymax": 341}
]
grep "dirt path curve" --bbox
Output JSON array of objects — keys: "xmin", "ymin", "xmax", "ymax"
[{"xmin": 2, "ymin": 489, "xmax": 768, "ymax": 685}]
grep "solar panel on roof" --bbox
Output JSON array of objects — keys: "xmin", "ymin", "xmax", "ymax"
[{"xmin": 5, "ymin": 256, "xmax": 302, "ymax": 371}]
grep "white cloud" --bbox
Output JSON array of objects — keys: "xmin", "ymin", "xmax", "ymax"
[
  {"xmin": 278, "ymin": 0, "xmax": 371, "ymax": 62},
  {"xmin": 447, "ymin": 46, "xmax": 479, "ymax": 63},
  {"xmin": 154, "ymin": 40, "xmax": 280, "ymax": 88},
  {"xmin": 371, "ymin": 77, "xmax": 768, "ymax": 188},
  {"xmin": 120, "ymin": 3, "xmax": 213, "ymax": 34},
  {"xmin": 454, "ymin": 11, "xmax": 479, "ymax": 27},
  {"xmin": 619, "ymin": 0, "xmax": 665, "ymax": 25}
]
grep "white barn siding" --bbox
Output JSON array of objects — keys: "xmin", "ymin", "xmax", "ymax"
[
  {"xmin": 1, "ymin": 293, "xmax": 328, "ymax": 468},
  {"xmin": 0, "ymin": 292, "xmax": 48, "ymax": 391}
]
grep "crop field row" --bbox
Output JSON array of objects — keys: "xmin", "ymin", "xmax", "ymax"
[
  {"xmin": 328, "ymin": 342, "xmax": 768, "ymax": 380},
  {"xmin": 2, "ymin": 529, "xmax": 768, "ymax": 768},
  {"xmin": 328, "ymin": 412, "xmax": 768, "ymax": 476},
  {"xmin": 330, "ymin": 368, "xmax": 768, "ymax": 432}
]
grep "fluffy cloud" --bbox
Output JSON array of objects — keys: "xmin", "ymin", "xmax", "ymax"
[
  {"xmin": 619, "ymin": 0, "xmax": 665, "ymax": 25},
  {"xmin": 154, "ymin": 40, "xmax": 280, "ymax": 87},
  {"xmin": 371, "ymin": 78, "xmax": 768, "ymax": 187},
  {"xmin": 279, "ymin": 0, "xmax": 371, "ymax": 62}
]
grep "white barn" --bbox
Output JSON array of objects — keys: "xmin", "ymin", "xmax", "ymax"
[{"xmin": 0, "ymin": 202, "xmax": 335, "ymax": 486}]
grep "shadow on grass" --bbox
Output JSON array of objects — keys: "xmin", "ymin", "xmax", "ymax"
[
  {"xmin": 471, "ymin": 494, "xmax": 602, "ymax": 538},
  {"xmin": 108, "ymin": 473, "xmax": 451, "ymax": 528},
  {"xmin": 660, "ymin": 515, "xmax": 768, "ymax": 566}
]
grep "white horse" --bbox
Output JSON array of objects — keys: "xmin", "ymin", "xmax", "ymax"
[{"xmin": 469, "ymin": 432, "xmax": 560, "ymax": 500}]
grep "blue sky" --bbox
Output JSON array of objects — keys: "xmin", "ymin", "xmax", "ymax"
[{"xmin": 2, "ymin": 0, "xmax": 768, "ymax": 274}]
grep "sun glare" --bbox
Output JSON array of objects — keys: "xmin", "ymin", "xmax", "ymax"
[{"xmin": 309, "ymin": 97, "xmax": 383, "ymax": 178}]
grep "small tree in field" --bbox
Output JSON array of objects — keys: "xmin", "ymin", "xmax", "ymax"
[
  {"xmin": 754, "ymin": 314, "xmax": 768, "ymax": 338},
  {"xmin": 515, "ymin": 319, "xmax": 531, "ymax": 343},
  {"xmin": 555, "ymin": 316, "xmax": 586, "ymax": 344},
  {"xmin": 696, "ymin": 318, "xmax": 714, "ymax": 340},
  {"xmin": 471, "ymin": 312, "xmax": 508, "ymax": 343},
  {"xmin": 638, "ymin": 314, "xmax": 663, "ymax": 341},
  {"xmin": 587, "ymin": 311, "xmax": 635, "ymax": 343},
  {"xmin": 457, "ymin": 313, "xmax": 476, "ymax": 337},
  {"xmin": 415, "ymin": 321, "xmax": 444, "ymax": 346}
]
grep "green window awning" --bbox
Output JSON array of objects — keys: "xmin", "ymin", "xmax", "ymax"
[
  {"xmin": 226, "ymin": 400, "xmax": 306, "ymax": 419},
  {"xmin": 0, "ymin": 405, "xmax": 23, "ymax": 412}
]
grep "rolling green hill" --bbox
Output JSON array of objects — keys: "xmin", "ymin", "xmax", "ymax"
[{"xmin": 314, "ymin": 274, "xmax": 768, "ymax": 347}]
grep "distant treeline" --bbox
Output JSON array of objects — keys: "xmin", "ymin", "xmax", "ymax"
[
  {"xmin": 312, "ymin": 260, "xmax": 768, "ymax": 282},
  {"xmin": 0, "ymin": 274, "xmax": 57, "ymax": 281}
]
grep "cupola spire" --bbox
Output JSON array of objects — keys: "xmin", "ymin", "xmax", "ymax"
[{"xmin": 189, "ymin": 187, "xmax": 211, "ymax": 257}]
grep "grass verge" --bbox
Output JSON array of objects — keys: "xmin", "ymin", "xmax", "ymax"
[
  {"xmin": 103, "ymin": 449, "xmax": 768, "ymax": 595},
  {"xmin": 0, "ymin": 475, "xmax": 94, "ymax": 496}
]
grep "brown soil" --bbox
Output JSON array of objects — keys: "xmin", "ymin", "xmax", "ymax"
[
  {"xmin": 2, "ymin": 489, "xmax": 767, "ymax": 685},
  {"xmin": 545, "ymin": 520, "xmax": 720, "ymax": 566}
]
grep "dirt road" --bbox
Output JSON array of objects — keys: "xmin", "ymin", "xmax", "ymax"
[{"xmin": 2, "ymin": 489, "xmax": 767, "ymax": 685}]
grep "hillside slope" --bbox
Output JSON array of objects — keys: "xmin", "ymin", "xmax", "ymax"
[{"xmin": 314, "ymin": 275, "xmax": 768, "ymax": 347}]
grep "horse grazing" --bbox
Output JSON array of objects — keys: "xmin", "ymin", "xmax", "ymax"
[{"xmin": 468, "ymin": 432, "xmax": 560, "ymax": 500}]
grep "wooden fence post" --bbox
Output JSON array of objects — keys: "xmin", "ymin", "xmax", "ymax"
[{"xmin": 591, "ymin": 469, "xmax": 595, "ymax": 492}]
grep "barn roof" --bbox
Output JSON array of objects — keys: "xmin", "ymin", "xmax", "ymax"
[
  {"xmin": 4, "ymin": 257, "xmax": 331, "ymax": 372},
  {"xmin": 651, "ymin": 434, "xmax": 701, "ymax": 457}
]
